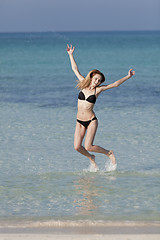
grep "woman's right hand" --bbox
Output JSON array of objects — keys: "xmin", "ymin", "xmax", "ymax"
[{"xmin": 67, "ymin": 44, "xmax": 75, "ymax": 55}]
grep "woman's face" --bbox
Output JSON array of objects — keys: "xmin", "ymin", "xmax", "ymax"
[{"xmin": 91, "ymin": 74, "xmax": 102, "ymax": 88}]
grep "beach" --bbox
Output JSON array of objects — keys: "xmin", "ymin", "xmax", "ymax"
[
  {"xmin": 0, "ymin": 221, "xmax": 160, "ymax": 240},
  {"xmin": 0, "ymin": 234, "xmax": 160, "ymax": 240}
]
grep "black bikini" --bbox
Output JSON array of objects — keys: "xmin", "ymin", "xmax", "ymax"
[
  {"xmin": 78, "ymin": 90, "xmax": 96, "ymax": 104},
  {"xmin": 77, "ymin": 88, "xmax": 97, "ymax": 129},
  {"xmin": 77, "ymin": 116, "xmax": 97, "ymax": 129}
]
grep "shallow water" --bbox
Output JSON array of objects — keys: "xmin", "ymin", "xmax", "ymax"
[{"xmin": 0, "ymin": 31, "xmax": 160, "ymax": 222}]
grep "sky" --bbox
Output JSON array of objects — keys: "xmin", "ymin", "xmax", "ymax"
[{"xmin": 0, "ymin": 0, "xmax": 160, "ymax": 32}]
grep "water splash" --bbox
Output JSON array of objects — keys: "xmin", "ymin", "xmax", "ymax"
[
  {"xmin": 83, "ymin": 164, "xmax": 99, "ymax": 173},
  {"xmin": 83, "ymin": 161, "xmax": 117, "ymax": 173},
  {"xmin": 105, "ymin": 161, "xmax": 117, "ymax": 172}
]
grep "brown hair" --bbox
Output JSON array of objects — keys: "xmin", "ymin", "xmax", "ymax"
[{"xmin": 76, "ymin": 69, "xmax": 105, "ymax": 89}]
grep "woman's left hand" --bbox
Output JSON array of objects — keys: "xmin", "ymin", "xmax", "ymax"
[
  {"xmin": 128, "ymin": 69, "xmax": 135, "ymax": 77},
  {"xmin": 67, "ymin": 44, "xmax": 75, "ymax": 55}
]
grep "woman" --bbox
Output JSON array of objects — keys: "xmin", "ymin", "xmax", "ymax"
[{"xmin": 67, "ymin": 44, "xmax": 135, "ymax": 171}]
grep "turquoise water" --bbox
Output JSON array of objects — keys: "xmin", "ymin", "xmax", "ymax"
[{"xmin": 0, "ymin": 31, "xmax": 160, "ymax": 223}]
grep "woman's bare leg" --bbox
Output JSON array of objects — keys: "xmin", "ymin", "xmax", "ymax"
[
  {"xmin": 74, "ymin": 122, "xmax": 98, "ymax": 168},
  {"xmin": 84, "ymin": 120, "xmax": 117, "ymax": 165}
]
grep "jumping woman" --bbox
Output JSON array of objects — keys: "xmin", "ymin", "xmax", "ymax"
[{"xmin": 67, "ymin": 44, "xmax": 135, "ymax": 171}]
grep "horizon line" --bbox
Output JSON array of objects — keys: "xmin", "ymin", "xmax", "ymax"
[{"xmin": 0, "ymin": 29, "xmax": 160, "ymax": 34}]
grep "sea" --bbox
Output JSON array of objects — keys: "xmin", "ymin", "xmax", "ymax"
[{"xmin": 0, "ymin": 31, "xmax": 160, "ymax": 226}]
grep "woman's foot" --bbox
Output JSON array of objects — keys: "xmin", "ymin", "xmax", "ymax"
[
  {"xmin": 89, "ymin": 154, "xmax": 98, "ymax": 168},
  {"xmin": 108, "ymin": 150, "xmax": 116, "ymax": 165}
]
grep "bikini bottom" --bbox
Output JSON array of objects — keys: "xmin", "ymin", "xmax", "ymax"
[{"xmin": 77, "ymin": 116, "xmax": 97, "ymax": 129}]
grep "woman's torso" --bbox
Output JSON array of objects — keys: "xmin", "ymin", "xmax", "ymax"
[{"xmin": 77, "ymin": 88, "xmax": 97, "ymax": 120}]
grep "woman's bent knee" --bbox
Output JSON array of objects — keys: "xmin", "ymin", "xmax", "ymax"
[
  {"xmin": 85, "ymin": 145, "xmax": 93, "ymax": 152},
  {"xmin": 74, "ymin": 145, "xmax": 81, "ymax": 152}
]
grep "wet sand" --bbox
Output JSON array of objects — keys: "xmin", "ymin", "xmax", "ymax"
[
  {"xmin": 0, "ymin": 234, "xmax": 160, "ymax": 240},
  {"xmin": 0, "ymin": 221, "xmax": 160, "ymax": 240}
]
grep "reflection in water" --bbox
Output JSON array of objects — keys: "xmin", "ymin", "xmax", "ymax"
[{"xmin": 73, "ymin": 174, "xmax": 116, "ymax": 216}]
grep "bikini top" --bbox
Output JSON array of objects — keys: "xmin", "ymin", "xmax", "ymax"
[{"xmin": 78, "ymin": 88, "xmax": 96, "ymax": 104}]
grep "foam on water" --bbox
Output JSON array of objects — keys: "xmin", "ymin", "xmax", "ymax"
[
  {"xmin": 0, "ymin": 219, "xmax": 159, "ymax": 229},
  {"xmin": 83, "ymin": 161, "xmax": 117, "ymax": 173},
  {"xmin": 105, "ymin": 161, "xmax": 117, "ymax": 172},
  {"xmin": 83, "ymin": 164, "xmax": 99, "ymax": 173}
]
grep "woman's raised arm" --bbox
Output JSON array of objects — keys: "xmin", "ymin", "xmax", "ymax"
[
  {"xmin": 98, "ymin": 69, "xmax": 135, "ymax": 93},
  {"xmin": 67, "ymin": 44, "xmax": 84, "ymax": 82}
]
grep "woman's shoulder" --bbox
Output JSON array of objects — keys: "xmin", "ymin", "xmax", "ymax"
[
  {"xmin": 96, "ymin": 85, "xmax": 109, "ymax": 94},
  {"xmin": 96, "ymin": 86, "xmax": 103, "ymax": 94}
]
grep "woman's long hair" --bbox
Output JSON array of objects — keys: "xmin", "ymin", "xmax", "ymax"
[{"xmin": 76, "ymin": 69, "xmax": 105, "ymax": 89}]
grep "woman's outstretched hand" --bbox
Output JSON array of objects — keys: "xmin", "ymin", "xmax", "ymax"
[
  {"xmin": 128, "ymin": 69, "xmax": 135, "ymax": 77},
  {"xmin": 67, "ymin": 44, "xmax": 75, "ymax": 55}
]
